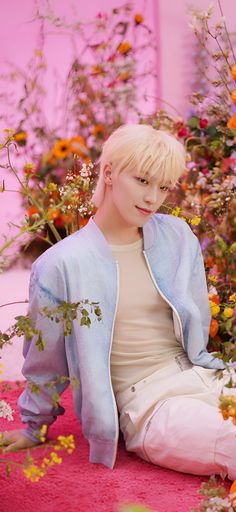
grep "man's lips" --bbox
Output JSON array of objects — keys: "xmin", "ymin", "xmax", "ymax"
[{"xmin": 135, "ymin": 206, "xmax": 153, "ymax": 215}]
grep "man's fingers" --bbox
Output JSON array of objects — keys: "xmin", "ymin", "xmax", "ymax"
[
  {"xmin": 0, "ymin": 431, "xmax": 11, "ymax": 447},
  {"xmin": 3, "ymin": 442, "xmax": 21, "ymax": 453}
]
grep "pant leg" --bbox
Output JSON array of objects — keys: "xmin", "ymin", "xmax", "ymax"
[{"xmin": 126, "ymin": 396, "xmax": 236, "ymax": 479}]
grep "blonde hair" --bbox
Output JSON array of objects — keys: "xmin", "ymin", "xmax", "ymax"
[{"xmin": 91, "ymin": 124, "xmax": 186, "ymax": 207}]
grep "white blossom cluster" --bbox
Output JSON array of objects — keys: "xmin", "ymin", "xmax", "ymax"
[{"xmin": 0, "ymin": 400, "xmax": 14, "ymax": 421}]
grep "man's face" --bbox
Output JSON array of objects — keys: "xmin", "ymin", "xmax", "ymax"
[{"xmin": 108, "ymin": 167, "xmax": 171, "ymax": 228}]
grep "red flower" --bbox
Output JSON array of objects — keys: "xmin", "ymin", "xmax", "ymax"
[
  {"xmin": 177, "ymin": 127, "xmax": 188, "ymax": 138},
  {"xmin": 199, "ymin": 118, "xmax": 208, "ymax": 129}
]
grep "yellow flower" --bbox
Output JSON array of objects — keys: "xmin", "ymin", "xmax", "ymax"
[
  {"xmin": 39, "ymin": 424, "xmax": 48, "ymax": 443},
  {"xmin": 189, "ymin": 216, "xmax": 201, "ymax": 226},
  {"xmin": 223, "ymin": 307, "xmax": 234, "ymax": 319},
  {"xmin": 23, "ymin": 464, "xmax": 46, "ymax": 482},
  {"xmin": 209, "ymin": 301, "xmax": 220, "ymax": 317},
  {"xmin": 229, "ymin": 294, "xmax": 236, "ymax": 303},
  {"xmin": 208, "ymin": 275, "xmax": 218, "ymax": 284},
  {"xmin": 117, "ymin": 41, "xmax": 132, "ymax": 55},
  {"xmin": 52, "ymin": 139, "xmax": 71, "ymax": 159},
  {"xmin": 171, "ymin": 207, "xmax": 181, "ymax": 217},
  {"xmin": 50, "ymin": 452, "xmax": 62, "ymax": 464},
  {"xmin": 134, "ymin": 13, "xmax": 144, "ymax": 25},
  {"xmin": 48, "ymin": 182, "xmax": 58, "ymax": 192},
  {"xmin": 57, "ymin": 434, "xmax": 75, "ymax": 454}
]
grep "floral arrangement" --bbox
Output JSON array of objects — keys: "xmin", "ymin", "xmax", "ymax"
[{"xmin": 0, "ymin": 2, "xmax": 156, "ymax": 260}]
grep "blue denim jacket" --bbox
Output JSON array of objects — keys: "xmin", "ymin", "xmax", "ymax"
[{"xmin": 18, "ymin": 214, "xmax": 224, "ymax": 468}]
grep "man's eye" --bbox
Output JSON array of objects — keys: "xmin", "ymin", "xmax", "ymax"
[
  {"xmin": 137, "ymin": 177, "xmax": 148, "ymax": 185},
  {"xmin": 160, "ymin": 185, "xmax": 170, "ymax": 192}
]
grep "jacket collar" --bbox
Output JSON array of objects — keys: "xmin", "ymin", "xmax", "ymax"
[{"xmin": 83, "ymin": 216, "xmax": 156, "ymax": 259}]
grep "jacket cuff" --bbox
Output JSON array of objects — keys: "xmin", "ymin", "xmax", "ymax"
[{"xmin": 89, "ymin": 438, "xmax": 116, "ymax": 469}]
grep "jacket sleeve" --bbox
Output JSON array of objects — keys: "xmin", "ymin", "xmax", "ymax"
[
  {"xmin": 190, "ymin": 239, "xmax": 225, "ymax": 369},
  {"xmin": 18, "ymin": 256, "xmax": 70, "ymax": 443}
]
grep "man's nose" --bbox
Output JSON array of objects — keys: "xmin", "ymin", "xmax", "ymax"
[{"xmin": 144, "ymin": 187, "xmax": 158, "ymax": 203}]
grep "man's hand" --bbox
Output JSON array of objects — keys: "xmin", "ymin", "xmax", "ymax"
[{"xmin": 0, "ymin": 429, "xmax": 40, "ymax": 452}]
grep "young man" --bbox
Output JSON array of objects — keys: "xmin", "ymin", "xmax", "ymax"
[{"xmin": 1, "ymin": 124, "xmax": 235, "ymax": 479}]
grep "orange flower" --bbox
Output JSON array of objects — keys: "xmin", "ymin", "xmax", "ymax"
[
  {"xmin": 117, "ymin": 41, "xmax": 132, "ymax": 55},
  {"xmin": 209, "ymin": 318, "xmax": 219, "ymax": 338},
  {"xmin": 208, "ymin": 293, "xmax": 220, "ymax": 305},
  {"xmin": 134, "ymin": 13, "xmax": 144, "ymax": 25},
  {"xmin": 181, "ymin": 182, "xmax": 187, "ymax": 192},
  {"xmin": 231, "ymin": 90, "xmax": 236, "ymax": 104},
  {"xmin": 60, "ymin": 212, "xmax": 73, "ymax": 225},
  {"xmin": 70, "ymin": 136, "xmax": 88, "ymax": 157},
  {"xmin": 27, "ymin": 206, "xmax": 40, "ymax": 217},
  {"xmin": 91, "ymin": 64, "xmax": 104, "ymax": 75},
  {"xmin": 79, "ymin": 217, "xmax": 89, "ymax": 227},
  {"xmin": 52, "ymin": 139, "xmax": 71, "ymax": 159},
  {"xmin": 230, "ymin": 480, "xmax": 236, "ymax": 496},
  {"xmin": 47, "ymin": 208, "xmax": 60, "ymax": 220},
  {"xmin": 14, "ymin": 130, "xmax": 27, "ymax": 146},
  {"xmin": 91, "ymin": 124, "xmax": 105, "ymax": 136},
  {"xmin": 118, "ymin": 71, "xmax": 130, "ymax": 82},
  {"xmin": 227, "ymin": 114, "xmax": 236, "ymax": 129},
  {"xmin": 231, "ymin": 64, "xmax": 236, "ymax": 81}
]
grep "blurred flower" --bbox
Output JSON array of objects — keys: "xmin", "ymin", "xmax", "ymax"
[
  {"xmin": 231, "ymin": 64, "xmax": 236, "ymax": 80},
  {"xmin": 0, "ymin": 400, "xmax": 13, "ymax": 421},
  {"xmin": 14, "ymin": 130, "xmax": 27, "ymax": 146},
  {"xmin": 70, "ymin": 136, "xmax": 88, "ymax": 157},
  {"xmin": 117, "ymin": 41, "xmax": 132, "ymax": 55},
  {"xmin": 227, "ymin": 114, "xmax": 236, "ymax": 129},
  {"xmin": 52, "ymin": 139, "xmax": 71, "ymax": 159},
  {"xmin": 134, "ymin": 13, "xmax": 144, "ymax": 25},
  {"xmin": 209, "ymin": 318, "xmax": 219, "ymax": 337},
  {"xmin": 222, "ymin": 307, "xmax": 234, "ymax": 319}
]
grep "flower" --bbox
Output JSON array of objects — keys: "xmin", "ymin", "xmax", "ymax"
[
  {"xmin": 70, "ymin": 136, "xmax": 88, "ymax": 157},
  {"xmin": 91, "ymin": 64, "xmax": 105, "ymax": 75},
  {"xmin": 231, "ymin": 64, "xmax": 236, "ymax": 80},
  {"xmin": 52, "ymin": 139, "xmax": 71, "ymax": 159},
  {"xmin": 91, "ymin": 124, "xmax": 105, "ymax": 136},
  {"xmin": 39, "ymin": 424, "xmax": 48, "ymax": 442},
  {"xmin": 222, "ymin": 307, "xmax": 234, "ymax": 318},
  {"xmin": 209, "ymin": 300, "xmax": 220, "ymax": 317},
  {"xmin": 199, "ymin": 118, "xmax": 208, "ymax": 129},
  {"xmin": 0, "ymin": 400, "xmax": 14, "ymax": 421},
  {"xmin": 209, "ymin": 318, "xmax": 219, "ymax": 337},
  {"xmin": 189, "ymin": 215, "xmax": 201, "ymax": 226},
  {"xmin": 27, "ymin": 206, "xmax": 40, "ymax": 218},
  {"xmin": 231, "ymin": 90, "xmax": 236, "ymax": 105},
  {"xmin": 117, "ymin": 41, "xmax": 132, "ymax": 55},
  {"xmin": 134, "ymin": 13, "xmax": 144, "ymax": 25},
  {"xmin": 14, "ymin": 130, "xmax": 27, "ymax": 145},
  {"xmin": 118, "ymin": 71, "xmax": 130, "ymax": 82},
  {"xmin": 227, "ymin": 114, "xmax": 236, "ymax": 129}
]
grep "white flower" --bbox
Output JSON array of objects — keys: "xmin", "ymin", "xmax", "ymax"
[{"xmin": 0, "ymin": 400, "xmax": 14, "ymax": 421}]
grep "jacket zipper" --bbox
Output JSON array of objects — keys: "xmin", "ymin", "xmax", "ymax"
[
  {"xmin": 143, "ymin": 251, "xmax": 184, "ymax": 349},
  {"xmin": 108, "ymin": 260, "xmax": 120, "ymax": 467}
]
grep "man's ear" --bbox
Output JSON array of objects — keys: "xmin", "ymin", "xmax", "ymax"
[{"xmin": 103, "ymin": 163, "xmax": 112, "ymax": 185}]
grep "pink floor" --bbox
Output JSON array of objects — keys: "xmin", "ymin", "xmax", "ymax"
[{"xmin": 1, "ymin": 383, "xmax": 231, "ymax": 512}]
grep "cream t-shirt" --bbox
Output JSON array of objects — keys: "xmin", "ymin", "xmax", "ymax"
[{"xmin": 110, "ymin": 238, "xmax": 185, "ymax": 394}]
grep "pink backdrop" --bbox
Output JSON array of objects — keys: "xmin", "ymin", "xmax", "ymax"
[{"xmin": 0, "ymin": 0, "xmax": 235, "ymax": 379}]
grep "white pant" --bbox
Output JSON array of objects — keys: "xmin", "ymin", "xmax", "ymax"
[{"xmin": 116, "ymin": 357, "xmax": 236, "ymax": 479}]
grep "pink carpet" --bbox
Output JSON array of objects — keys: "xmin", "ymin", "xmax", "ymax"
[{"xmin": 0, "ymin": 383, "xmax": 229, "ymax": 512}]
